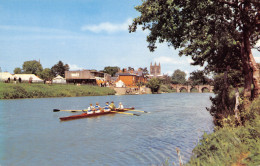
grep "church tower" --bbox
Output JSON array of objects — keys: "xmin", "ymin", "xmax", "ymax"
[{"xmin": 150, "ymin": 62, "xmax": 161, "ymax": 77}]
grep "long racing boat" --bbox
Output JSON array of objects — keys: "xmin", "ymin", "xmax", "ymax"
[{"xmin": 59, "ymin": 107, "xmax": 135, "ymax": 121}]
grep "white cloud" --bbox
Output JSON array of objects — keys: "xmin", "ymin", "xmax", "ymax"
[
  {"xmin": 256, "ymin": 40, "xmax": 260, "ymax": 47},
  {"xmin": 165, "ymin": 71, "xmax": 173, "ymax": 76},
  {"xmin": 81, "ymin": 18, "xmax": 133, "ymax": 33},
  {"xmin": 255, "ymin": 57, "xmax": 260, "ymax": 63},
  {"xmin": 68, "ymin": 64, "xmax": 84, "ymax": 70},
  {"xmin": 186, "ymin": 57, "xmax": 194, "ymax": 64}
]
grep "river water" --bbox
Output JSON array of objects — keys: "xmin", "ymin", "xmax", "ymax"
[{"xmin": 0, "ymin": 93, "xmax": 214, "ymax": 166}]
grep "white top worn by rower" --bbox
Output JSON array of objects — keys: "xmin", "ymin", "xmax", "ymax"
[
  {"xmin": 87, "ymin": 104, "xmax": 95, "ymax": 114},
  {"xmin": 104, "ymin": 102, "xmax": 111, "ymax": 112},
  {"xmin": 118, "ymin": 102, "xmax": 124, "ymax": 109},
  {"xmin": 95, "ymin": 103, "xmax": 101, "ymax": 113}
]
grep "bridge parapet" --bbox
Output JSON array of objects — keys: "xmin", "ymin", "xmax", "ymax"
[{"xmin": 171, "ymin": 84, "xmax": 213, "ymax": 93}]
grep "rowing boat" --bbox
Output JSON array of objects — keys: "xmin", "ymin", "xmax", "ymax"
[{"xmin": 59, "ymin": 107, "xmax": 134, "ymax": 121}]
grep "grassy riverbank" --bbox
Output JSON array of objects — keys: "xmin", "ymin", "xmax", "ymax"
[
  {"xmin": 0, "ymin": 82, "xmax": 116, "ymax": 99},
  {"xmin": 186, "ymin": 97, "xmax": 260, "ymax": 166}
]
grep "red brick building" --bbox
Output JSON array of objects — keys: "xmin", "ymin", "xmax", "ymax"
[{"xmin": 116, "ymin": 68, "xmax": 148, "ymax": 87}]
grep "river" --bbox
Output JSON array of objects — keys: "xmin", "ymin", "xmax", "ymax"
[{"xmin": 0, "ymin": 93, "xmax": 214, "ymax": 166}]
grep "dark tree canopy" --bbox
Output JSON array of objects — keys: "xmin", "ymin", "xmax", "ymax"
[
  {"xmin": 51, "ymin": 61, "xmax": 69, "ymax": 77},
  {"xmin": 13, "ymin": 67, "xmax": 22, "ymax": 74},
  {"xmin": 146, "ymin": 77, "xmax": 161, "ymax": 93},
  {"xmin": 189, "ymin": 70, "xmax": 211, "ymax": 85},
  {"xmin": 22, "ymin": 60, "xmax": 43, "ymax": 75},
  {"xmin": 171, "ymin": 69, "xmax": 187, "ymax": 84},
  {"xmin": 130, "ymin": 0, "xmax": 260, "ymax": 99},
  {"xmin": 39, "ymin": 68, "xmax": 54, "ymax": 80},
  {"xmin": 103, "ymin": 66, "xmax": 120, "ymax": 77}
]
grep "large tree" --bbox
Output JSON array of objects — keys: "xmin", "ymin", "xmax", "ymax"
[
  {"xmin": 51, "ymin": 61, "xmax": 69, "ymax": 77},
  {"xmin": 22, "ymin": 60, "xmax": 43, "ymax": 75},
  {"xmin": 39, "ymin": 68, "xmax": 54, "ymax": 80},
  {"xmin": 13, "ymin": 67, "xmax": 22, "ymax": 74},
  {"xmin": 189, "ymin": 70, "xmax": 211, "ymax": 85},
  {"xmin": 171, "ymin": 69, "xmax": 187, "ymax": 84},
  {"xmin": 146, "ymin": 77, "xmax": 161, "ymax": 93},
  {"xmin": 103, "ymin": 66, "xmax": 120, "ymax": 77},
  {"xmin": 130, "ymin": 0, "xmax": 260, "ymax": 103}
]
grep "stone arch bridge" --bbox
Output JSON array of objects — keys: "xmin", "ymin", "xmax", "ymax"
[{"xmin": 171, "ymin": 84, "xmax": 214, "ymax": 93}]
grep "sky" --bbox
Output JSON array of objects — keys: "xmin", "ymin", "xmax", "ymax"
[{"xmin": 0, "ymin": 0, "xmax": 259, "ymax": 77}]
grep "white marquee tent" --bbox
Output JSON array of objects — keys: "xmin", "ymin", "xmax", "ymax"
[{"xmin": 52, "ymin": 75, "xmax": 66, "ymax": 84}]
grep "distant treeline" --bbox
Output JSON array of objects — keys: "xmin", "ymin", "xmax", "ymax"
[{"xmin": 0, "ymin": 82, "xmax": 116, "ymax": 99}]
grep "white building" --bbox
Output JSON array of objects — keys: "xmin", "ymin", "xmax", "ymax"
[
  {"xmin": 52, "ymin": 75, "xmax": 66, "ymax": 84},
  {"xmin": 115, "ymin": 80, "xmax": 126, "ymax": 88},
  {"xmin": 0, "ymin": 72, "xmax": 13, "ymax": 81},
  {"xmin": 13, "ymin": 74, "xmax": 43, "ymax": 83}
]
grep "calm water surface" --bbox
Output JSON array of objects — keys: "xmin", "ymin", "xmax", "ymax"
[{"xmin": 0, "ymin": 93, "xmax": 214, "ymax": 166}]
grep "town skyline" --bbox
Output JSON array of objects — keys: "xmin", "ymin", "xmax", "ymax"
[{"xmin": 1, "ymin": 0, "xmax": 259, "ymax": 76}]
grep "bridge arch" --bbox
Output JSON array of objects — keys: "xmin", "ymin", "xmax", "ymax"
[
  {"xmin": 201, "ymin": 87, "xmax": 210, "ymax": 93},
  {"xmin": 179, "ymin": 87, "xmax": 188, "ymax": 92},
  {"xmin": 171, "ymin": 84, "xmax": 213, "ymax": 93},
  {"xmin": 190, "ymin": 86, "xmax": 199, "ymax": 93}
]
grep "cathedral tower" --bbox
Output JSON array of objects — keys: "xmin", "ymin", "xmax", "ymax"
[{"xmin": 150, "ymin": 62, "xmax": 161, "ymax": 77}]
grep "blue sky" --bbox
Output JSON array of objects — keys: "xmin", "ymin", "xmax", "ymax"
[{"xmin": 1, "ymin": 0, "xmax": 259, "ymax": 76}]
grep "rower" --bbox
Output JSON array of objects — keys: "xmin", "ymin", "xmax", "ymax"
[
  {"xmin": 95, "ymin": 102, "xmax": 101, "ymax": 113},
  {"xmin": 118, "ymin": 102, "xmax": 124, "ymax": 109},
  {"xmin": 87, "ymin": 103, "xmax": 95, "ymax": 114},
  {"xmin": 109, "ymin": 101, "xmax": 116, "ymax": 111},
  {"xmin": 104, "ymin": 102, "xmax": 111, "ymax": 112}
]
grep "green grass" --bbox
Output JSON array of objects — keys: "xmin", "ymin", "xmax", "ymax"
[
  {"xmin": 186, "ymin": 97, "xmax": 260, "ymax": 166},
  {"xmin": 0, "ymin": 82, "xmax": 116, "ymax": 99}
]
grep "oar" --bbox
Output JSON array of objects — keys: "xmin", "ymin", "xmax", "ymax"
[
  {"xmin": 110, "ymin": 111, "xmax": 140, "ymax": 116},
  {"xmin": 128, "ymin": 109, "xmax": 148, "ymax": 113},
  {"xmin": 53, "ymin": 109, "xmax": 85, "ymax": 112}
]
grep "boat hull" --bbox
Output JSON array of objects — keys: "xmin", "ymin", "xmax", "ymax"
[{"xmin": 59, "ymin": 107, "xmax": 134, "ymax": 121}]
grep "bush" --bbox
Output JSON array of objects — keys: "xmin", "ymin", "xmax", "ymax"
[
  {"xmin": 186, "ymin": 97, "xmax": 260, "ymax": 166},
  {"xmin": 159, "ymin": 84, "xmax": 176, "ymax": 93}
]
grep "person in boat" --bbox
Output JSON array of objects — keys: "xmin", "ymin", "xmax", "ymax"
[
  {"xmin": 104, "ymin": 102, "xmax": 111, "ymax": 112},
  {"xmin": 86, "ymin": 103, "xmax": 95, "ymax": 114},
  {"xmin": 95, "ymin": 102, "xmax": 101, "ymax": 113},
  {"xmin": 118, "ymin": 102, "xmax": 124, "ymax": 109},
  {"xmin": 109, "ymin": 101, "xmax": 116, "ymax": 111}
]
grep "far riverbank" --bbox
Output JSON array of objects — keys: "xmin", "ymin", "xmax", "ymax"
[{"xmin": 0, "ymin": 82, "xmax": 116, "ymax": 99}]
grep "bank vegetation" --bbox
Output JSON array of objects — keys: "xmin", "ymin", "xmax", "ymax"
[{"xmin": 0, "ymin": 82, "xmax": 116, "ymax": 99}]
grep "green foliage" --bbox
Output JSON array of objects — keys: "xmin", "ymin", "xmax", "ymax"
[
  {"xmin": 129, "ymin": 0, "xmax": 258, "ymax": 71},
  {"xmin": 187, "ymin": 97, "xmax": 260, "ymax": 166},
  {"xmin": 22, "ymin": 60, "xmax": 43, "ymax": 75},
  {"xmin": 159, "ymin": 84, "xmax": 176, "ymax": 93},
  {"xmin": 51, "ymin": 61, "xmax": 69, "ymax": 77},
  {"xmin": 13, "ymin": 67, "xmax": 22, "ymax": 74},
  {"xmin": 146, "ymin": 78, "xmax": 161, "ymax": 93},
  {"xmin": 171, "ymin": 69, "xmax": 187, "ymax": 84},
  {"xmin": 39, "ymin": 68, "xmax": 54, "ymax": 80},
  {"xmin": 103, "ymin": 66, "xmax": 120, "ymax": 77},
  {"xmin": 207, "ymin": 71, "xmax": 245, "ymax": 126},
  {"xmin": 0, "ymin": 82, "xmax": 115, "ymax": 99},
  {"xmin": 129, "ymin": 0, "xmax": 259, "ymax": 100},
  {"xmin": 189, "ymin": 70, "xmax": 212, "ymax": 85}
]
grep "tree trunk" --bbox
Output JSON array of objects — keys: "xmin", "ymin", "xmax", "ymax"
[
  {"xmin": 241, "ymin": 38, "xmax": 253, "ymax": 102},
  {"xmin": 241, "ymin": 0, "xmax": 260, "ymax": 107},
  {"xmin": 249, "ymin": 50, "xmax": 260, "ymax": 98},
  {"xmin": 242, "ymin": 32, "xmax": 260, "ymax": 100},
  {"xmin": 234, "ymin": 87, "xmax": 241, "ymax": 125}
]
